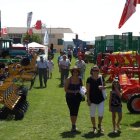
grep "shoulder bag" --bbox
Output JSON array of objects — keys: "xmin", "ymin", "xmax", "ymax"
[{"xmin": 101, "ymin": 76, "xmax": 107, "ymax": 100}]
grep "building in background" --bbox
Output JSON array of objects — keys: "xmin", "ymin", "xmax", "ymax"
[
  {"xmin": 94, "ymin": 32, "xmax": 140, "ymax": 63},
  {"xmin": 1, "ymin": 27, "xmax": 73, "ymax": 52},
  {"xmin": 95, "ymin": 32, "xmax": 140, "ymax": 54}
]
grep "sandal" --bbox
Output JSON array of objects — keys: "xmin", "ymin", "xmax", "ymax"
[
  {"xmin": 93, "ymin": 127, "xmax": 97, "ymax": 134},
  {"xmin": 98, "ymin": 124, "xmax": 104, "ymax": 133},
  {"xmin": 113, "ymin": 129, "xmax": 117, "ymax": 133},
  {"xmin": 71, "ymin": 125, "xmax": 77, "ymax": 132}
]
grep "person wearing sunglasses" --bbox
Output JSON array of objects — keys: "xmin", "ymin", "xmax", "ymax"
[{"xmin": 86, "ymin": 65, "xmax": 106, "ymax": 134}]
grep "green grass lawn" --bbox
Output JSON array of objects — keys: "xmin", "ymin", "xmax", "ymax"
[{"xmin": 0, "ymin": 53, "xmax": 140, "ymax": 140}]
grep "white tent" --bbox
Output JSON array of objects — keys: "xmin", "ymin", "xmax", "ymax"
[
  {"xmin": 28, "ymin": 42, "xmax": 48, "ymax": 60},
  {"xmin": 12, "ymin": 43, "xmax": 24, "ymax": 47},
  {"xmin": 28, "ymin": 42, "xmax": 47, "ymax": 48}
]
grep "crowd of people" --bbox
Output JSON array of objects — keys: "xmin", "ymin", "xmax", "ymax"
[
  {"xmin": 36, "ymin": 49, "xmax": 122, "ymax": 135},
  {"xmin": 64, "ymin": 65, "xmax": 122, "ymax": 134}
]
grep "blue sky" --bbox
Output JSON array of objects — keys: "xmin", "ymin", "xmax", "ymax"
[{"xmin": 0, "ymin": 0, "xmax": 140, "ymax": 40}]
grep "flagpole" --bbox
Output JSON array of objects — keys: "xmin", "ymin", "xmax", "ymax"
[
  {"xmin": 41, "ymin": 26, "xmax": 42, "ymax": 44},
  {"xmin": 50, "ymin": 25, "xmax": 51, "ymax": 47},
  {"xmin": 0, "ymin": 10, "xmax": 1, "ymax": 38},
  {"xmin": 138, "ymin": 32, "xmax": 140, "ymax": 53}
]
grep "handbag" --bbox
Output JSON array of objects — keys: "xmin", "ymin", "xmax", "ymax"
[
  {"xmin": 80, "ymin": 86, "xmax": 87, "ymax": 101},
  {"xmin": 100, "ymin": 76, "xmax": 107, "ymax": 100}
]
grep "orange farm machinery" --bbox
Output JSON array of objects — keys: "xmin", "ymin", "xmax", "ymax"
[{"xmin": 97, "ymin": 52, "xmax": 140, "ymax": 114}]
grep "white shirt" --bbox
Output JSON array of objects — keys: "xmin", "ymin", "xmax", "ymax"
[
  {"xmin": 47, "ymin": 60, "xmax": 54, "ymax": 71},
  {"xmin": 37, "ymin": 60, "xmax": 48, "ymax": 69},
  {"xmin": 59, "ymin": 59, "xmax": 71, "ymax": 69},
  {"xmin": 75, "ymin": 60, "xmax": 86, "ymax": 72}
]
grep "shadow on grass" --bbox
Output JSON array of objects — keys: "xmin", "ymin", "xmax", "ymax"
[
  {"xmin": 58, "ymin": 84, "xmax": 64, "ymax": 88},
  {"xmin": 60, "ymin": 130, "xmax": 81, "ymax": 138},
  {"xmin": 107, "ymin": 131, "xmax": 121, "ymax": 138},
  {"xmin": 33, "ymin": 86, "xmax": 45, "ymax": 89},
  {"xmin": 126, "ymin": 112, "xmax": 140, "ymax": 115},
  {"xmin": 82, "ymin": 131, "xmax": 104, "ymax": 139},
  {"xmin": 130, "ymin": 121, "xmax": 140, "ymax": 128}
]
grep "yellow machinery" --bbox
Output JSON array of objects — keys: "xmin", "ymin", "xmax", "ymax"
[
  {"xmin": 0, "ymin": 82, "xmax": 21, "ymax": 110},
  {"xmin": 0, "ymin": 53, "xmax": 37, "ymax": 120}
]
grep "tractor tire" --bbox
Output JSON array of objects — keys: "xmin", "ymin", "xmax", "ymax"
[
  {"xmin": 15, "ymin": 100, "xmax": 29, "ymax": 113},
  {"xmin": 0, "ymin": 63, "xmax": 5, "ymax": 69},
  {"xmin": 0, "ymin": 106, "xmax": 11, "ymax": 120},
  {"xmin": 127, "ymin": 94, "xmax": 140, "ymax": 114},
  {"xmin": 14, "ymin": 109, "xmax": 24, "ymax": 120},
  {"xmin": 20, "ymin": 57, "xmax": 30, "ymax": 66},
  {"xmin": 19, "ymin": 100, "xmax": 29, "ymax": 113}
]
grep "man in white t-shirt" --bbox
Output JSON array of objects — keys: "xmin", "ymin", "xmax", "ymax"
[
  {"xmin": 75, "ymin": 55, "xmax": 86, "ymax": 80},
  {"xmin": 59, "ymin": 55, "xmax": 71, "ymax": 87},
  {"xmin": 37, "ymin": 56, "xmax": 48, "ymax": 88}
]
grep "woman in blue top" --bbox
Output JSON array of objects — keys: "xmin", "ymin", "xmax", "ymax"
[{"xmin": 64, "ymin": 66, "xmax": 83, "ymax": 132}]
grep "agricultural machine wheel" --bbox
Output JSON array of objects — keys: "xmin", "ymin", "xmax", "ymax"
[
  {"xmin": 20, "ymin": 100, "xmax": 29, "ymax": 113},
  {"xmin": 20, "ymin": 57, "xmax": 30, "ymax": 66},
  {"xmin": 18, "ymin": 85, "xmax": 28, "ymax": 100},
  {"xmin": 0, "ymin": 63, "xmax": 5, "ymax": 69},
  {"xmin": 0, "ymin": 107, "xmax": 11, "ymax": 120},
  {"xmin": 127, "ymin": 94, "xmax": 140, "ymax": 114},
  {"xmin": 15, "ymin": 100, "xmax": 29, "ymax": 113},
  {"xmin": 14, "ymin": 109, "xmax": 24, "ymax": 120}
]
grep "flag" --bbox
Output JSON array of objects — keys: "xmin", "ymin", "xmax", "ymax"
[
  {"xmin": 34, "ymin": 20, "xmax": 42, "ymax": 30},
  {"xmin": 118, "ymin": 0, "xmax": 136, "ymax": 29},
  {"xmin": 27, "ymin": 12, "xmax": 33, "ymax": 29},
  {"xmin": 0, "ymin": 10, "xmax": 1, "ymax": 36},
  {"xmin": 136, "ymin": 0, "xmax": 140, "ymax": 4},
  {"xmin": 44, "ymin": 29, "xmax": 49, "ymax": 45},
  {"xmin": 118, "ymin": 0, "xmax": 140, "ymax": 29}
]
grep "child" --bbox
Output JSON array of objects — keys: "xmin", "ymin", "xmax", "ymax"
[
  {"xmin": 47, "ymin": 57, "xmax": 54, "ymax": 79},
  {"xmin": 109, "ymin": 78, "xmax": 122, "ymax": 133}
]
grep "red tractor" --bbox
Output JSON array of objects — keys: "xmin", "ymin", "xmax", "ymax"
[
  {"xmin": 119, "ymin": 73, "xmax": 140, "ymax": 114},
  {"xmin": 119, "ymin": 55, "xmax": 140, "ymax": 114}
]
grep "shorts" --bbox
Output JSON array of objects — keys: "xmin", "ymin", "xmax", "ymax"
[{"xmin": 111, "ymin": 106, "xmax": 122, "ymax": 113}]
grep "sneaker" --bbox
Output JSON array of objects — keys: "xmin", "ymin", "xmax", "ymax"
[
  {"xmin": 93, "ymin": 127, "xmax": 97, "ymax": 134},
  {"xmin": 71, "ymin": 127, "xmax": 78, "ymax": 132},
  {"xmin": 71, "ymin": 125, "xmax": 77, "ymax": 132},
  {"xmin": 98, "ymin": 124, "xmax": 104, "ymax": 133},
  {"xmin": 113, "ymin": 129, "xmax": 118, "ymax": 134}
]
